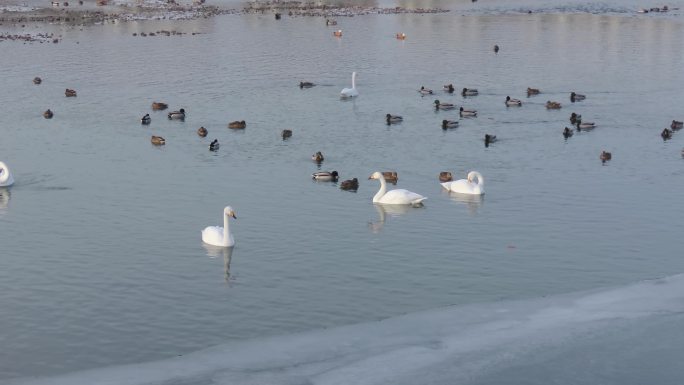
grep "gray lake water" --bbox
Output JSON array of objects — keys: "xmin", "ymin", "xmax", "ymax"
[{"xmin": 1, "ymin": 0, "xmax": 684, "ymax": 382}]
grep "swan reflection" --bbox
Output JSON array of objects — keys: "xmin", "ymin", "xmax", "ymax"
[
  {"xmin": 445, "ymin": 190, "xmax": 484, "ymax": 215},
  {"xmin": 0, "ymin": 187, "xmax": 10, "ymax": 212},
  {"xmin": 368, "ymin": 203, "xmax": 413, "ymax": 233},
  {"xmin": 202, "ymin": 243, "xmax": 234, "ymax": 283}
]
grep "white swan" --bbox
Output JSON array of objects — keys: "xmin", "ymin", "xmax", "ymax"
[
  {"xmin": 441, "ymin": 171, "xmax": 484, "ymax": 195},
  {"xmin": 368, "ymin": 171, "xmax": 426, "ymax": 205},
  {"xmin": 340, "ymin": 72, "xmax": 359, "ymax": 98},
  {"xmin": 0, "ymin": 161, "xmax": 15, "ymax": 187},
  {"xmin": 202, "ymin": 206, "xmax": 237, "ymax": 247}
]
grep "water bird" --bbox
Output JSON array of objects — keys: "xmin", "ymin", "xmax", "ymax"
[
  {"xmin": 274, "ymin": 12, "xmax": 281, "ymax": 19},
  {"xmin": 33, "ymin": 77, "xmax": 42, "ymax": 84},
  {"xmin": 460, "ymin": 107, "xmax": 477, "ymax": 117},
  {"xmin": 340, "ymin": 178, "xmax": 359, "ymax": 191},
  {"xmin": 150, "ymin": 135, "xmax": 166, "ymax": 146},
  {"xmin": 312, "ymin": 171, "xmax": 338, "ymax": 181},
  {"xmin": 333, "ymin": 30, "xmax": 343, "ymax": 37},
  {"xmin": 368, "ymin": 171, "xmax": 426, "ymax": 205},
  {"xmin": 197, "ymin": 126, "xmax": 208, "ymax": 137},
  {"xmin": 439, "ymin": 172, "xmax": 453, "ymax": 182},
  {"xmin": 440, "ymin": 171, "xmax": 484, "ymax": 195},
  {"xmin": 444, "ymin": 84, "xmax": 454, "ymax": 93},
  {"xmin": 209, "ymin": 139, "xmax": 220, "ymax": 151},
  {"xmin": 434, "ymin": 100, "xmax": 455, "ymax": 110},
  {"xmin": 505, "ymin": 96, "xmax": 522, "ymax": 106},
  {"xmin": 0, "ymin": 161, "xmax": 15, "ymax": 187},
  {"xmin": 570, "ymin": 112, "xmax": 581, "ymax": 125},
  {"xmin": 282, "ymin": 129, "xmax": 292, "ymax": 139},
  {"xmin": 484, "ymin": 134, "xmax": 497, "ymax": 147},
  {"xmin": 462, "ymin": 88, "xmax": 478, "ymax": 96},
  {"xmin": 662, "ymin": 128, "xmax": 673, "ymax": 140},
  {"xmin": 600, "ymin": 151, "xmax": 612, "ymax": 163},
  {"xmin": 563, "ymin": 127, "xmax": 574, "ymax": 138},
  {"xmin": 576, "ymin": 121, "xmax": 596, "ymax": 131},
  {"xmin": 382, "ymin": 171, "xmax": 398, "ymax": 184},
  {"xmin": 419, "ymin": 86, "xmax": 433, "ymax": 95},
  {"xmin": 151, "ymin": 102, "xmax": 168, "ymax": 110},
  {"xmin": 64, "ymin": 88, "xmax": 77, "ymax": 97},
  {"xmin": 396, "ymin": 33, "xmax": 406, "ymax": 40},
  {"xmin": 299, "ymin": 81, "xmax": 315, "ymax": 89},
  {"xmin": 43, "ymin": 109, "xmax": 53, "ymax": 119},
  {"xmin": 201, "ymin": 206, "xmax": 236, "ymax": 247},
  {"xmin": 325, "ymin": 19, "xmax": 337, "ymax": 26},
  {"xmin": 228, "ymin": 120, "xmax": 246, "ymax": 129},
  {"xmin": 442, "ymin": 120, "xmax": 459, "ymax": 129},
  {"xmin": 386, "ymin": 114, "xmax": 403, "ymax": 124},
  {"xmin": 340, "ymin": 71, "xmax": 358, "ymax": 98},
  {"xmin": 671, "ymin": 120, "xmax": 683, "ymax": 131},
  {"xmin": 168, "ymin": 108, "xmax": 185, "ymax": 120},
  {"xmin": 312, "ymin": 151, "xmax": 324, "ymax": 163},
  {"xmin": 141, "ymin": 113, "xmax": 151, "ymax": 125},
  {"xmin": 493, "ymin": 44, "xmax": 499, "ymax": 53},
  {"xmin": 570, "ymin": 92, "xmax": 586, "ymax": 102},
  {"xmin": 527, "ymin": 87, "xmax": 540, "ymax": 96},
  {"xmin": 546, "ymin": 101, "xmax": 562, "ymax": 109}
]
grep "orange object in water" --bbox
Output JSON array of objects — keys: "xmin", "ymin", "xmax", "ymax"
[{"xmin": 333, "ymin": 30, "xmax": 343, "ymax": 37}]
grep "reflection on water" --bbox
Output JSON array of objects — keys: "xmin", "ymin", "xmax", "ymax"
[
  {"xmin": 445, "ymin": 190, "xmax": 484, "ymax": 216},
  {"xmin": 368, "ymin": 203, "xmax": 414, "ymax": 233},
  {"xmin": 0, "ymin": 187, "xmax": 9, "ymax": 211},
  {"xmin": 202, "ymin": 244, "xmax": 234, "ymax": 283}
]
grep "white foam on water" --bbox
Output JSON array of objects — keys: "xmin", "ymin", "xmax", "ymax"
[{"xmin": 6, "ymin": 274, "xmax": 684, "ymax": 385}]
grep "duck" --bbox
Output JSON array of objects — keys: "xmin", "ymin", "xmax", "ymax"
[
  {"xmin": 340, "ymin": 178, "xmax": 359, "ymax": 191},
  {"xmin": 600, "ymin": 151, "xmax": 612, "ymax": 163},
  {"xmin": 505, "ymin": 96, "xmax": 522, "ymax": 106},
  {"xmin": 441, "ymin": 171, "xmax": 484, "ymax": 195},
  {"xmin": 312, "ymin": 171, "xmax": 339, "ymax": 181},
  {"xmin": 209, "ymin": 139, "xmax": 220, "ymax": 151},
  {"xmin": 462, "ymin": 88, "xmax": 478, "ymax": 96},
  {"xmin": 228, "ymin": 120, "xmax": 246, "ymax": 129},
  {"xmin": 299, "ymin": 81, "xmax": 315, "ymax": 89},
  {"xmin": 151, "ymin": 135, "xmax": 166, "ymax": 146},
  {"xmin": 442, "ymin": 119, "xmax": 459, "ymax": 129},
  {"xmin": 0, "ymin": 161, "xmax": 15, "ymax": 187},
  {"xmin": 386, "ymin": 114, "xmax": 403, "ymax": 124},
  {"xmin": 484, "ymin": 134, "xmax": 497, "ymax": 147},
  {"xmin": 368, "ymin": 171, "xmax": 426, "ymax": 205},
  {"xmin": 197, "ymin": 126, "xmax": 208, "ymax": 137},
  {"xmin": 43, "ymin": 109, "xmax": 53, "ymax": 119},
  {"xmin": 526, "ymin": 87, "xmax": 540, "ymax": 96},
  {"xmin": 671, "ymin": 120, "xmax": 683, "ymax": 131},
  {"xmin": 333, "ymin": 29, "xmax": 343, "ymax": 37},
  {"xmin": 662, "ymin": 128, "xmax": 673, "ymax": 140},
  {"xmin": 33, "ymin": 77, "xmax": 42, "ymax": 85},
  {"xmin": 396, "ymin": 33, "xmax": 406, "ymax": 40},
  {"xmin": 325, "ymin": 18, "xmax": 337, "ymax": 26},
  {"xmin": 312, "ymin": 151, "xmax": 324, "ymax": 163},
  {"xmin": 340, "ymin": 72, "xmax": 359, "ymax": 98},
  {"xmin": 282, "ymin": 129, "xmax": 292, "ymax": 139},
  {"xmin": 444, "ymin": 84, "xmax": 455, "ymax": 93},
  {"xmin": 141, "ymin": 113, "xmax": 151, "ymax": 125},
  {"xmin": 434, "ymin": 100, "xmax": 455, "ymax": 110},
  {"xmin": 201, "ymin": 206, "xmax": 236, "ymax": 247},
  {"xmin": 576, "ymin": 121, "xmax": 596, "ymax": 131},
  {"xmin": 439, "ymin": 171, "xmax": 453, "ymax": 182},
  {"xmin": 151, "ymin": 102, "xmax": 168, "ymax": 110},
  {"xmin": 382, "ymin": 171, "xmax": 398, "ymax": 184},
  {"xmin": 570, "ymin": 112, "xmax": 581, "ymax": 125},
  {"xmin": 563, "ymin": 127, "xmax": 574, "ymax": 138},
  {"xmin": 64, "ymin": 88, "xmax": 77, "ymax": 97},
  {"xmin": 168, "ymin": 108, "xmax": 185, "ymax": 120},
  {"xmin": 419, "ymin": 86, "xmax": 434, "ymax": 95},
  {"xmin": 459, "ymin": 107, "xmax": 477, "ymax": 117},
  {"xmin": 546, "ymin": 101, "xmax": 562, "ymax": 109},
  {"xmin": 493, "ymin": 44, "xmax": 499, "ymax": 53},
  {"xmin": 570, "ymin": 92, "xmax": 586, "ymax": 102}
]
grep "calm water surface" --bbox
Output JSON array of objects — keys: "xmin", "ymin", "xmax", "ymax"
[{"xmin": 1, "ymin": 0, "xmax": 684, "ymax": 380}]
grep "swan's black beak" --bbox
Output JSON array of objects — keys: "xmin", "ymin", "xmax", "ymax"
[{"xmin": 231, "ymin": 212, "xmax": 237, "ymax": 219}]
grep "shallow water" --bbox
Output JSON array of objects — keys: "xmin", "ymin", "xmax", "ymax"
[{"xmin": 1, "ymin": 0, "xmax": 684, "ymax": 381}]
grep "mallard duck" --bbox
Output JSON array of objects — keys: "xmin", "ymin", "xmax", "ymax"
[
  {"xmin": 419, "ymin": 86, "xmax": 433, "ymax": 95},
  {"xmin": 444, "ymin": 84, "xmax": 455, "ymax": 93},
  {"xmin": 505, "ymin": 96, "xmax": 522, "ymax": 106},
  {"xmin": 442, "ymin": 119, "xmax": 459, "ymax": 129},
  {"xmin": 64, "ymin": 88, "xmax": 77, "ymax": 97},
  {"xmin": 662, "ymin": 128, "xmax": 673, "ymax": 140},
  {"xmin": 570, "ymin": 112, "xmax": 581, "ymax": 125},
  {"xmin": 396, "ymin": 33, "xmax": 406, "ymax": 40},
  {"xmin": 459, "ymin": 107, "xmax": 477, "ymax": 117},
  {"xmin": 526, "ymin": 87, "xmax": 540, "ymax": 95},
  {"xmin": 570, "ymin": 92, "xmax": 586, "ymax": 102},
  {"xmin": 671, "ymin": 120, "xmax": 683, "ymax": 131},
  {"xmin": 386, "ymin": 114, "xmax": 403, "ymax": 124},
  {"xmin": 439, "ymin": 172, "xmax": 453, "ymax": 182},
  {"xmin": 43, "ymin": 109, "xmax": 53, "ymax": 119},
  {"xmin": 600, "ymin": 151, "xmax": 612, "ymax": 163},
  {"xmin": 151, "ymin": 102, "xmax": 168, "ymax": 111},
  {"xmin": 546, "ymin": 101, "xmax": 562, "ymax": 109},
  {"xmin": 141, "ymin": 113, "xmax": 151, "ymax": 125},
  {"xmin": 382, "ymin": 171, "xmax": 398, "ymax": 184},
  {"xmin": 151, "ymin": 135, "xmax": 166, "ymax": 145},
  {"xmin": 168, "ymin": 108, "xmax": 185, "ymax": 120},
  {"xmin": 33, "ymin": 77, "xmax": 42, "ymax": 85},
  {"xmin": 484, "ymin": 134, "xmax": 497, "ymax": 147},
  {"xmin": 299, "ymin": 81, "xmax": 315, "ymax": 89},
  {"xmin": 312, "ymin": 151, "xmax": 324, "ymax": 162},
  {"xmin": 312, "ymin": 171, "xmax": 338, "ymax": 181},
  {"xmin": 340, "ymin": 178, "xmax": 359, "ymax": 191},
  {"xmin": 493, "ymin": 44, "xmax": 499, "ymax": 53},
  {"xmin": 462, "ymin": 88, "xmax": 478, "ymax": 96},
  {"xmin": 209, "ymin": 139, "xmax": 219, "ymax": 151},
  {"xmin": 434, "ymin": 100, "xmax": 455, "ymax": 110},
  {"xmin": 333, "ymin": 30, "xmax": 343, "ymax": 37},
  {"xmin": 282, "ymin": 129, "xmax": 292, "ymax": 139},
  {"xmin": 576, "ymin": 121, "xmax": 595, "ymax": 131},
  {"xmin": 274, "ymin": 12, "xmax": 281, "ymax": 19},
  {"xmin": 228, "ymin": 120, "xmax": 246, "ymax": 129},
  {"xmin": 325, "ymin": 19, "xmax": 337, "ymax": 26},
  {"xmin": 197, "ymin": 126, "xmax": 208, "ymax": 137},
  {"xmin": 563, "ymin": 127, "xmax": 574, "ymax": 138}
]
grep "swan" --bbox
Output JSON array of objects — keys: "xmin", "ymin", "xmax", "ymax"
[
  {"xmin": 441, "ymin": 171, "xmax": 484, "ymax": 195},
  {"xmin": 197, "ymin": 126, "xmax": 208, "ymax": 137},
  {"xmin": 141, "ymin": 113, "xmax": 151, "ymax": 125},
  {"xmin": 505, "ymin": 96, "xmax": 522, "ymax": 106},
  {"xmin": 459, "ymin": 107, "xmax": 477, "ymax": 117},
  {"xmin": 312, "ymin": 171, "xmax": 338, "ymax": 181},
  {"xmin": 0, "ymin": 162, "xmax": 15, "ymax": 187},
  {"xmin": 386, "ymin": 114, "xmax": 403, "ymax": 124},
  {"xmin": 168, "ymin": 108, "xmax": 185, "ymax": 120},
  {"xmin": 570, "ymin": 92, "xmax": 586, "ymax": 102},
  {"xmin": 340, "ymin": 178, "xmax": 359, "ymax": 191},
  {"xmin": 202, "ymin": 206, "xmax": 236, "ymax": 247},
  {"xmin": 527, "ymin": 87, "xmax": 540, "ymax": 95},
  {"xmin": 368, "ymin": 171, "xmax": 426, "ymax": 205},
  {"xmin": 340, "ymin": 72, "xmax": 359, "ymax": 98},
  {"xmin": 434, "ymin": 100, "xmax": 455, "ymax": 110},
  {"xmin": 462, "ymin": 88, "xmax": 478, "ymax": 96}
]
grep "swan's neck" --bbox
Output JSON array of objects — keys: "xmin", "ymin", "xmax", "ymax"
[
  {"xmin": 469, "ymin": 172, "xmax": 484, "ymax": 188},
  {"xmin": 373, "ymin": 176, "xmax": 387, "ymax": 202},
  {"xmin": 0, "ymin": 163, "xmax": 8, "ymax": 184},
  {"xmin": 351, "ymin": 72, "xmax": 356, "ymax": 89},
  {"xmin": 223, "ymin": 213, "xmax": 231, "ymax": 245}
]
